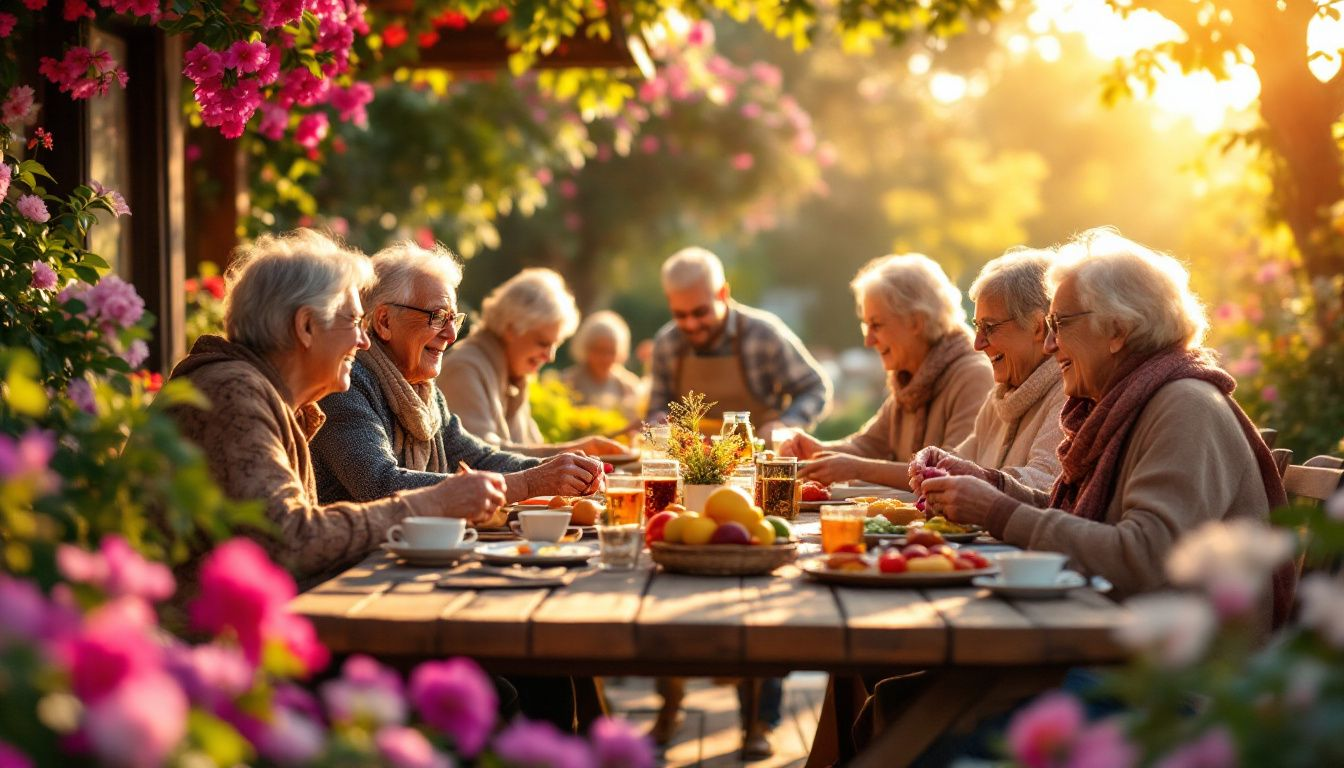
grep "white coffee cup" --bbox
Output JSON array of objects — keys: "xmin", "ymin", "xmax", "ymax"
[
  {"xmin": 996, "ymin": 551, "xmax": 1068, "ymax": 586},
  {"xmin": 387, "ymin": 517, "xmax": 477, "ymax": 549},
  {"xmin": 509, "ymin": 510, "xmax": 579, "ymax": 543}
]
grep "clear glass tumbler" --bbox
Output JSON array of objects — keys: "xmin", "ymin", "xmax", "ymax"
[{"xmin": 597, "ymin": 523, "xmax": 642, "ymax": 570}]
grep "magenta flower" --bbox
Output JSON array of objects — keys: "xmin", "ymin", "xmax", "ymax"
[
  {"xmin": 590, "ymin": 716, "xmax": 655, "ymax": 768},
  {"xmin": 16, "ymin": 194, "xmax": 50, "ymax": 223},
  {"xmin": 1154, "ymin": 727, "xmax": 1237, "ymax": 768},
  {"xmin": 0, "ymin": 13, "xmax": 16, "ymax": 38},
  {"xmin": 38, "ymin": 47, "xmax": 126, "ymax": 99},
  {"xmin": 189, "ymin": 538, "xmax": 295, "ymax": 660},
  {"xmin": 2, "ymin": 85, "xmax": 36, "ymax": 125},
  {"xmin": 0, "ymin": 162, "xmax": 10, "ymax": 198},
  {"xmin": 0, "ymin": 740, "xmax": 32, "ymax": 768},
  {"xmin": 408, "ymin": 658, "xmax": 497, "ymax": 756},
  {"xmin": 183, "ymin": 43, "xmax": 223, "ymax": 84},
  {"xmin": 164, "ymin": 641, "xmax": 255, "ymax": 709},
  {"xmin": 258, "ymin": 0, "xmax": 305, "ymax": 28},
  {"xmin": 375, "ymin": 726, "xmax": 453, "ymax": 768},
  {"xmin": 330, "ymin": 82, "xmax": 374, "ymax": 126},
  {"xmin": 0, "ymin": 428, "xmax": 56, "ymax": 484},
  {"xmin": 29, "ymin": 261, "xmax": 57, "ymax": 291},
  {"xmin": 60, "ymin": 597, "xmax": 163, "ymax": 702},
  {"xmin": 63, "ymin": 0, "xmax": 95, "ymax": 21},
  {"xmin": 227, "ymin": 39, "xmax": 270, "ymax": 74},
  {"xmin": 294, "ymin": 112, "xmax": 329, "ymax": 149},
  {"xmin": 1007, "ymin": 692, "xmax": 1085, "ymax": 768},
  {"xmin": 90, "ymin": 179, "xmax": 131, "ymax": 216},
  {"xmin": 322, "ymin": 654, "xmax": 407, "ymax": 726},
  {"xmin": 84, "ymin": 670, "xmax": 188, "ymax": 768},
  {"xmin": 57, "ymin": 535, "xmax": 175, "ymax": 602},
  {"xmin": 257, "ymin": 102, "xmax": 289, "ymax": 140},
  {"xmin": 84, "ymin": 274, "xmax": 145, "ymax": 328},
  {"xmin": 492, "ymin": 718, "xmax": 592, "ymax": 768},
  {"xmin": 1065, "ymin": 720, "xmax": 1136, "ymax": 768},
  {"xmin": 0, "ymin": 574, "xmax": 51, "ymax": 646}
]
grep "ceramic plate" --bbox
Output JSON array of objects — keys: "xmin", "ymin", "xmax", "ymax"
[
  {"xmin": 972, "ymin": 570, "xmax": 1087, "ymax": 599},
  {"xmin": 603, "ymin": 451, "xmax": 641, "ymax": 465},
  {"xmin": 827, "ymin": 485, "xmax": 913, "ymax": 502},
  {"xmin": 476, "ymin": 541, "xmax": 598, "ymax": 567},
  {"xmin": 381, "ymin": 542, "xmax": 477, "ymax": 567},
  {"xmin": 800, "ymin": 559, "xmax": 996, "ymax": 587},
  {"xmin": 475, "ymin": 528, "xmax": 520, "ymax": 542},
  {"xmin": 798, "ymin": 499, "xmax": 856, "ymax": 511}
]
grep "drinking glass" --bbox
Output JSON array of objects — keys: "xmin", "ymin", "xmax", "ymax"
[
  {"xmin": 642, "ymin": 459, "xmax": 681, "ymax": 516},
  {"xmin": 755, "ymin": 456, "xmax": 800, "ymax": 520},
  {"xmin": 645, "ymin": 425, "xmax": 671, "ymax": 459},
  {"xmin": 597, "ymin": 523, "xmax": 642, "ymax": 570},
  {"xmin": 720, "ymin": 411, "xmax": 756, "ymax": 461},
  {"xmin": 820, "ymin": 504, "xmax": 865, "ymax": 553},
  {"xmin": 604, "ymin": 474, "xmax": 647, "ymax": 526}
]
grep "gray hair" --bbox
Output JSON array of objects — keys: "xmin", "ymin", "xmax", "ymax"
[
  {"xmin": 1049, "ymin": 227, "xmax": 1208, "ymax": 355},
  {"xmin": 571, "ymin": 310, "xmax": 631, "ymax": 365},
  {"xmin": 223, "ymin": 228, "xmax": 373, "ymax": 355},
  {"xmin": 480, "ymin": 268, "xmax": 580, "ymax": 339},
  {"xmin": 661, "ymin": 247, "xmax": 726, "ymax": 293},
  {"xmin": 851, "ymin": 253, "xmax": 967, "ymax": 343},
  {"xmin": 969, "ymin": 247, "xmax": 1055, "ymax": 329},
  {"xmin": 365, "ymin": 241, "xmax": 464, "ymax": 310}
]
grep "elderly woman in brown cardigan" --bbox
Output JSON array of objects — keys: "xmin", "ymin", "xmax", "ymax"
[
  {"xmin": 779, "ymin": 253, "xmax": 993, "ymax": 488},
  {"xmin": 169, "ymin": 229, "xmax": 505, "ymax": 589},
  {"xmin": 920, "ymin": 227, "xmax": 1292, "ymax": 629}
]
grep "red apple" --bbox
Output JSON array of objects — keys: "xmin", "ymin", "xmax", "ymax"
[{"xmin": 901, "ymin": 544, "xmax": 931, "ymax": 560}]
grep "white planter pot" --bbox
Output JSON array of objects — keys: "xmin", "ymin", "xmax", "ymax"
[{"xmin": 682, "ymin": 483, "xmax": 729, "ymax": 514}]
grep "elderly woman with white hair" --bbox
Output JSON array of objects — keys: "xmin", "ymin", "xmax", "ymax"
[
  {"xmin": 561, "ymin": 310, "xmax": 643, "ymax": 421},
  {"xmin": 780, "ymin": 254, "xmax": 994, "ymax": 488},
  {"xmin": 906, "ymin": 248, "xmax": 1067, "ymax": 492},
  {"xmin": 309, "ymin": 242, "xmax": 605, "ymax": 506},
  {"xmin": 920, "ymin": 228, "xmax": 1293, "ymax": 627},
  {"xmin": 168, "ymin": 230, "xmax": 505, "ymax": 588},
  {"xmin": 438, "ymin": 268, "xmax": 624, "ymax": 456}
]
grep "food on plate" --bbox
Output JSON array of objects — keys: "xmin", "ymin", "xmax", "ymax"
[
  {"xmin": 825, "ymin": 551, "xmax": 869, "ymax": 571},
  {"xmin": 547, "ymin": 495, "xmax": 574, "ymax": 510},
  {"xmin": 866, "ymin": 499, "xmax": 923, "ymax": 525},
  {"xmin": 645, "ymin": 511, "xmax": 678, "ymax": 546},
  {"xmin": 923, "ymin": 515, "xmax": 975, "ymax": 534},
  {"xmin": 800, "ymin": 480, "xmax": 830, "ymax": 502},
  {"xmin": 864, "ymin": 517, "xmax": 904, "ymax": 535},
  {"xmin": 877, "ymin": 550, "xmax": 908, "ymax": 573},
  {"xmin": 906, "ymin": 529, "xmax": 946, "ymax": 548},
  {"xmin": 906, "ymin": 554, "xmax": 955, "ymax": 573},
  {"xmin": 833, "ymin": 542, "xmax": 866, "ymax": 555},
  {"xmin": 571, "ymin": 498, "xmax": 603, "ymax": 526}
]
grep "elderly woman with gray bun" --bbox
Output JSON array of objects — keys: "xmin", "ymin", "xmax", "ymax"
[
  {"xmin": 438, "ymin": 268, "xmax": 625, "ymax": 457},
  {"xmin": 562, "ymin": 310, "xmax": 643, "ymax": 422},
  {"xmin": 310, "ymin": 242, "xmax": 605, "ymax": 506},
  {"xmin": 168, "ymin": 230, "xmax": 504, "ymax": 588}
]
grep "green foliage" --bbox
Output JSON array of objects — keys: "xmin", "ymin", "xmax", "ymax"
[
  {"xmin": 650, "ymin": 391, "xmax": 744, "ymax": 484},
  {"xmin": 528, "ymin": 374, "xmax": 627, "ymax": 442},
  {"xmin": 184, "ymin": 263, "xmax": 227, "ymax": 350}
]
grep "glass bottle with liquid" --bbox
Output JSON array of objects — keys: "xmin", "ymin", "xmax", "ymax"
[{"xmin": 719, "ymin": 411, "xmax": 756, "ymax": 462}]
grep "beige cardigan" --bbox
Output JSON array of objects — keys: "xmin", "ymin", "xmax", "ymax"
[
  {"xmin": 836, "ymin": 352, "xmax": 994, "ymax": 462},
  {"xmin": 988, "ymin": 378, "xmax": 1277, "ymax": 634},
  {"xmin": 438, "ymin": 330, "xmax": 544, "ymax": 448},
  {"xmin": 953, "ymin": 361, "xmax": 1066, "ymax": 492}
]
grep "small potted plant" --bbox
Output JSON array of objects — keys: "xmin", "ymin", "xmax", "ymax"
[{"xmin": 649, "ymin": 392, "xmax": 745, "ymax": 512}]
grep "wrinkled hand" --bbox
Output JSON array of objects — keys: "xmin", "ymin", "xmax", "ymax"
[
  {"xmin": 525, "ymin": 453, "xmax": 603, "ymax": 496},
  {"xmin": 918, "ymin": 475, "xmax": 1004, "ymax": 528},
  {"xmin": 436, "ymin": 467, "xmax": 507, "ymax": 524},
  {"xmin": 575, "ymin": 436, "xmax": 628, "ymax": 456},
  {"xmin": 908, "ymin": 446, "xmax": 951, "ymax": 494},
  {"xmin": 799, "ymin": 453, "xmax": 866, "ymax": 485},
  {"xmin": 777, "ymin": 431, "xmax": 824, "ymax": 459}
]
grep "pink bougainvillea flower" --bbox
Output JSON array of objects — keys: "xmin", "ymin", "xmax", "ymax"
[
  {"xmin": 97, "ymin": 0, "xmax": 160, "ymax": 20},
  {"xmin": 1065, "ymin": 720, "xmax": 1136, "ymax": 768},
  {"xmin": 590, "ymin": 716, "xmax": 656, "ymax": 768},
  {"xmin": 189, "ymin": 538, "xmax": 295, "ymax": 657},
  {"xmin": 330, "ymin": 82, "xmax": 374, "ymax": 126},
  {"xmin": 257, "ymin": 102, "xmax": 290, "ymax": 140},
  {"xmin": 30, "ymin": 261, "xmax": 58, "ymax": 291},
  {"xmin": 0, "ymin": 162, "xmax": 10, "ymax": 198},
  {"xmin": 83, "ymin": 670, "xmax": 187, "ymax": 768},
  {"xmin": 1153, "ymin": 727, "xmax": 1237, "ymax": 768},
  {"xmin": 375, "ymin": 726, "xmax": 452, "ymax": 768},
  {"xmin": 294, "ymin": 112, "xmax": 329, "ymax": 149},
  {"xmin": 257, "ymin": 0, "xmax": 305, "ymax": 28},
  {"xmin": 16, "ymin": 194, "xmax": 50, "ymax": 223},
  {"xmin": 164, "ymin": 641, "xmax": 255, "ymax": 709},
  {"xmin": 0, "ymin": 574, "xmax": 51, "ymax": 646},
  {"xmin": 63, "ymin": 0, "xmax": 95, "ymax": 20},
  {"xmin": 84, "ymin": 274, "xmax": 145, "ymax": 328},
  {"xmin": 2, "ymin": 85, "xmax": 37, "ymax": 125},
  {"xmin": 1007, "ymin": 691, "xmax": 1085, "ymax": 768},
  {"xmin": 322, "ymin": 654, "xmax": 407, "ymax": 726},
  {"xmin": 408, "ymin": 658, "xmax": 497, "ymax": 756},
  {"xmin": 226, "ymin": 39, "xmax": 270, "ymax": 74},
  {"xmin": 182, "ymin": 43, "xmax": 223, "ymax": 84},
  {"xmin": 492, "ymin": 718, "xmax": 592, "ymax": 768},
  {"xmin": 39, "ymin": 47, "xmax": 127, "ymax": 100},
  {"xmin": 0, "ymin": 13, "xmax": 17, "ymax": 37}
]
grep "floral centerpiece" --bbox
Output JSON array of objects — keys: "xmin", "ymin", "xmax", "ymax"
[{"xmin": 646, "ymin": 393, "xmax": 744, "ymax": 512}]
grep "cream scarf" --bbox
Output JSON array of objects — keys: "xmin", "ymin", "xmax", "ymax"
[
  {"xmin": 891, "ymin": 330, "xmax": 977, "ymax": 448},
  {"xmin": 987, "ymin": 357, "xmax": 1061, "ymax": 467},
  {"xmin": 359, "ymin": 339, "xmax": 447, "ymax": 473}
]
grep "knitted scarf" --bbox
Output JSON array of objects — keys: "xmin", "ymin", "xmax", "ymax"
[
  {"xmin": 892, "ymin": 330, "xmax": 977, "ymax": 451},
  {"xmin": 988, "ymin": 357, "xmax": 1061, "ymax": 469},
  {"xmin": 358, "ymin": 339, "xmax": 447, "ymax": 473}
]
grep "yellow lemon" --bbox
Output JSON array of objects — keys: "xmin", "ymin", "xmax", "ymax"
[
  {"xmin": 680, "ymin": 516, "xmax": 719, "ymax": 546},
  {"xmin": 663, "ymin": 513, "xmax": 699, "ymax": 544},
  {"xmin": 704, "ymin": 487, "xmax": 761, "ymax": 527},
  {"xmin": 746, "ymin": 519, "xmax": 777, "ymax": 546}
]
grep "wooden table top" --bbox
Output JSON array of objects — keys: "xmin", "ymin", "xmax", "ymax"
[{"xmin": 292, "ymin": 551, "xmax": 1133, "ymax": 676}]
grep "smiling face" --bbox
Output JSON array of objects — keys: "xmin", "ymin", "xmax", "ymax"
[
  {"xmin": 973, "ymin": 292, "xmax": 1049, "ymax": 388},
  {"xmin": 584, "ymin": 335, "xmax": 620, "ymax": 380},
  {"xmin": 309, "ymin": 286, "xmax": 370, "ymax": 399},
  {"xmin": 373, "ymin": 274, "xmax": 460, "ymax": 385},
  {"xmin": 664, "ymin": 282, "xmax": 729, "ymax": 349},
  {"xmin": 1044, "ymin": 275, "xmax": 1123, "ymax": 400},
  {"xmin": 503, "ymin": 321, "xmax": 563, "ymax": 379},
  {"xmin": 860, "ymin": 289, "xmax": 927, "ymax": 374}
]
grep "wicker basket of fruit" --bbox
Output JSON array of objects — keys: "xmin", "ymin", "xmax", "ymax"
[{"xmin": 650, "ymin": 541, "xmax": 798, "ymax": 576}]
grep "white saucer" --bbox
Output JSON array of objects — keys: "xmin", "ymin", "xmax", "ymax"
[
  {"xmin": 972, "ymin": 570, "xmax": 1088, "ymax": 599},
  {"xmin": 381, "ymin": 542, "xmax": 477, "ymax": 567}
]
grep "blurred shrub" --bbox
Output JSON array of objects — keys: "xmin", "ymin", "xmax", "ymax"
[{"xmin": 528, "ymin": 374, "xmax": 627, "ymax": 444}]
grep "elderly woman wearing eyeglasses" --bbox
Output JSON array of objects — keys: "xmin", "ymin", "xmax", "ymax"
[
  {"xmin": 309, "ymin": 243, "xmax": 606, "ymax": 507},
  {"xmin": 918, "ymin": 228, "xmax": 1293, "ymax": 628},
  {"xmin": 437, "ymin": 268, "xmax": 625, "ymax": 457},
  {"xmin": 168, "ymin": 230, "xmax": 505, "ymax": 589}
]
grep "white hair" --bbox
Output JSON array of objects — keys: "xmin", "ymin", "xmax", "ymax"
[
  {"xmin": 365, "ymin": 241, "xmax": 464, "ymax": 310},
  {"xmin": 1049, "ymin": 227, "xmax": 1208, "ymax": 355},
  {"xmin": 571, "ymin": 310, "xmax": 631, "ymax": 365},
  {"xmin": 661, "ymin": 247, "xmax": 726, "ymax": 293},
  {"xmin": 851, "ymin": 253, "xmax": 966, "ymax": 343},
  {"xmin": 969, "ymin": 247, "xmax": 1055, "ymax": 329},
  {"xmin": 480, "ymin": 268, "xmax": 580, "ymax": 339},
  {"xmin": 223, "ymin": 228, "xmax": 373, "ymax": 355}
]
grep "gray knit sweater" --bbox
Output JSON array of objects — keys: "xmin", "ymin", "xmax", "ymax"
[{"xmin": 312, "ymin": 359, "xmax": 540, "ymax": 503}]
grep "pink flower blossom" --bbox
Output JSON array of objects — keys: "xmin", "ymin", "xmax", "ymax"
[
  {"xmin": 22, "ymin": 0, "xmax": 46, "ymax": 10},
  {"xmin": 1298, "ymin": 573, "xmax": 1344, "ymax": 648},
  {"xmin": 60, "ymin": 597, "xmax": 163, "ymax": 703},
  {"xmin": 164, "ymin": 641, "xmax": 255, "ymax": 709},
  {"xmin": 0, "ymin": 162, "xmax": 10, "ymax": 198},
  {"xmin": 331, "ymin": 82, "xmax": 374, "ymax": 126},
  {"xmin": 686, "ymin": 20, "xmax": 714, "ymax": 47},
  {"xmin": 590, "ymin": 717, "xmax": 655, "ymax": 768},
  {"xmin": 17, "ymin": 194, "xmax": 50, "ymax": 223},
  {"xmin": 254, "ymin": 706, "xmax": 326, "ymax": 765},
  {"xmin": 1260, "ymin": 385, "xmax": 1278, "ymax": 402},
  {"xmin": 492, "ymin": 718, "xmax": 592, "ymax": 768},
  {"xmin": 0, "ymin": 574, "xmax": 51, "ymax": 646},
  {"xmin": 749, "ymin": 61, "xmax": 783, "ymax": 89},
  {"xmin": 2, "ymin": 85, "xmax": 37, "ymax": 125},
  {"xmin": 122, "ymin": 338, "xmax": 149, "ymax": 367},
  {"xmin": 1007, "ymin": 692, "xmax": 1085, "ymax": 768},
  {"xmin": 322, "ymin": 654, "xmax": 407, "ymax": 726},
  {"xmin": 257, "ymin": 102, "xmax": 290, "ymax": 140},
  {"xmin": 1115, "ymin": 593, "xmax": 1216, "ymax": 668},
  {"xmin": 183, "ymin": 43, "xmax": 222, "ymax": 83},
  {"xmin": 68, "ymin": 377, "xmax": 96, "ymax": 414},
  {"xmin": 1153, "ymin": 727, "xmax": 1237, "ymax": 768},
  {"xmin": 84, "ymin": 274, "xmax": 145, "ymax": 328},
  {"xmin": 30, "ymin": 261, "xmax": 58, "ymax": 291},
  {"xmin": 226, "ymin": 39, "xmax": 270, "ymax": 74},
  {"xmin": 1167, "ymin": 519, "xmax": 1293, "ymax": 619},
  {"xmin": 409, "ymin": 658, "xmax": 497, "ymax": 756},
  {"xmin": 189, "ymin": 538, "xmax": 293, "ymax": 657},
  {"xmin": 0, "ymin": 13, "xmax": 16, "ymax": 37},
  {"xmin": 84, "ymin": 670, "xmax": 188, "ymax": 768},
  {"xmin": 1066, "ymin": 720, "xmax": 1136, "ymax": 768},
  {"xmin": 731, "ymin": 153, "xmax": 755, "ymax": 170},
  {"xmin": 96, "ymin": 0, "xmax": 160, "ymax": 20},
  {"xmin": 90, "ymin": 179, "xmax": 131, "ymax": 216},
  {"xmin": 38, "ymin": 47, "xmax": 127, "ymax": 100},
  {"xmin": 375, "ymin": 726, "xmax": 453, "ymax": 768},
  {"xmin": 294, "ymin": 112, "xmax": 329, "ymax": 149},
  {"xmin": 639, "ymin": 135, "xmax": 660, "ymax": 154},
  {"xmin": 63, "ymin": 0, "xmax": 95, "ymax": 20},
  {"xmin": 0, "ymin": 428, "xmax": 58, "ymax": 492},
  {"xmin": 57, "ymin": 535, "xmax": 175, "ymax": 601},
  {"xmin": 258, "ymin": 0, "xmax": 305, "ymax": 28},
  {"xmin": 0, "ymin": 741, "xmax": 32, "ymax": 768}
]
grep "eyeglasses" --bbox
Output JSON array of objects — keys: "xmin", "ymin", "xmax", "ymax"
[
  {"xmin": 1045, "ymin": 310, "xmax": 1093, "ymax": 336},
  {"xmin": 391, "ymin": 303, "xmax": 467, "ymax": 333},
  {"xmin": 970, "ymin": 317, "xmax": 1014, "ymax": 339},
  {"xmin": 334, "ymin": 312, "xmax": 367, "ymax": 330}
]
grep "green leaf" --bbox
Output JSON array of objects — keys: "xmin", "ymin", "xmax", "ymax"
[{"xmin": 4, "ymin": 351, "xmax": 49, "ymax": 417}]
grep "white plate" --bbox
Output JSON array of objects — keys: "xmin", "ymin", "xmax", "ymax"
[
  {"xmin": 828, "ymin": 484, "xmax": 914, "ymax": 501},
  {"xmin": 381, "ymin": 542, "xmax": 477, "ymax": 567},
  {"xmin": 972, "ymin": 570, "xmax": 1087, "ymax": 599},
  {"xmin": 476, "ymin": 540, "xmax": 598, "ymax": 567},
  {"xmin": 798, "ymin": 499, "xmax": 855, "ymax": 511},
  {"xmin": 800, "ymin": 560, "xmax": 995, "ymax": 587}
]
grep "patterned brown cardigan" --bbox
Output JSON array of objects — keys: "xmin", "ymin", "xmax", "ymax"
[{"xmin": 168, "ymin": 335, "xmax": 416, "ymax": 588}]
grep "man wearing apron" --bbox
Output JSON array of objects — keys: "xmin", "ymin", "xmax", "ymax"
[{"xmin": 646, "ymin": 246, "xmax": 832, "ymax": 759}]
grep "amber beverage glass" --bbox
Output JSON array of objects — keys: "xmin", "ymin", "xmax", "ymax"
[
  {"xmin": 642, "ymin": 459, "xmax": 680, "ymax": 516},
  {"xmin": 605, "ymin": 475, "xmax": 647, "ymax": 527},
  {"xmin": 820, "ymin": 504, "xmax": 865, "ymax": 553}
]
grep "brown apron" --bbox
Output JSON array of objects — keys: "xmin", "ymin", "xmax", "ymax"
[{"xmin": 673, "ymin": 311, "xmax": 781, "ymax": 434}]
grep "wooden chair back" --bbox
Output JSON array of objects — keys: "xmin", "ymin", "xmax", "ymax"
[
  {"xmin": 1303, "ymin": 454, "xmax": 1344, "ymax": 470},
  {"xmin": 1281, "ymin": 463, "xmax": 1344, "ymax": 581},
  {"xmin": 1259, "ymin": 428, "xmax": 1278, "ymax": 448},
  {"xmin": 1271, "ymin": 449, "xmax": 1294, "ymax": 478}
]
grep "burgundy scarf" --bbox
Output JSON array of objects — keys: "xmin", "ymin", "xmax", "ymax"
[
  {"xmin": 891, "ymin": 330, "xmax": 977, "ymax": 454},
  {"xmin": 1048, "ymin": 344, "xmax": 1294, "ymax": 627}
]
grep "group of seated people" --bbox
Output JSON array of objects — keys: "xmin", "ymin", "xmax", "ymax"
[{"xmin": 165, "ymin": 224, "xmax": 1290, "ymax": 761}]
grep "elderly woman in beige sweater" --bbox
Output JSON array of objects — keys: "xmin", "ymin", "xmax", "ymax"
[
  {"xmin": 920, "ymin": 228, "xmax": 1292, "ymax": 629},
  {"xmin": 779, "ymin": 254, "xmax": 993, "ymax": 489},
  {"xmin": 909, "ymin": 248, "xmax": 1066, "ymax": 492},
  {"xmin": 168, "ymin": 230, "xmax": 504, "ymax": 588}
]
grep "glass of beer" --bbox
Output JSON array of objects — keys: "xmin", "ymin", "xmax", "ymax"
[
  {"xmin": 820, "ymin": 504, "xmax": 865, "ymax": 553},
  {"xmin": 604, "ymin": 474, "xmax": 647, "ymax": 527},
  {"xmin": 720, "ymin": 411, "xmax": 756, "ymax": 461},
  {"xmin": 642, "ymin": 459, "xmax": 681, "ymax": 516},
  {"xmin": 755, "ymin": 456, "xmax": 800, "ymax": 520}
]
